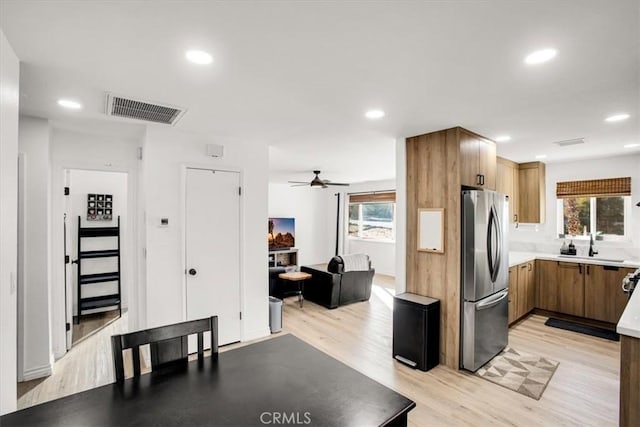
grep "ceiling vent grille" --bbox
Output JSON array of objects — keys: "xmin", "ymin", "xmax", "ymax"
[
  {"xmin": 553, "ymin": 138, "xmax": 585, "ymax": 147},
  {"xmin": 105, "ymin": 93, "xmax": 186, "ymax": 125}
]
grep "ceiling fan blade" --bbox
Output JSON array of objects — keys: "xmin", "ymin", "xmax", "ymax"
[
  {"xmin": 325, "ymin": 182, "xmax": 350, "ymax": 186},
  {"xmin": 290, "ymin": 183, "xmax": 310, "ymax": 187},
  {"xmin": 288, "ymin": 181, "xmax": 310, "ymax": 184}
]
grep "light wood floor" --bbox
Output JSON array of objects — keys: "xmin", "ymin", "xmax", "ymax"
[
  {"xmin": 17, "ymin": 278, "xmax": 621, "ymax": 426},
  {"xmin": 72, "ymin": 310, "xmax": 120, "ymax": 346}
]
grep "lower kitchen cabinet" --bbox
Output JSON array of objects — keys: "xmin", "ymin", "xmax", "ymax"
[
  {"xmin": 508, "ymin": 261, "xmax": 536, "ymax": 325},
  {"xmin": 584, "ymin": 264, "xmax": 635, "ymax": 323},
  {"xmin": 537, "ymin": 260, "xmax": 559, "ymax": 312},
  {"xmin": 508, "ymin": 266, "xmax": 517, "ymax": 324},
  {"xmin": 557, "ymin": 262, "xmax": 585, "ymax": 317},
  {"xmin": 536, "ymin": 259, "xmax": 633, "ymax": 324}
]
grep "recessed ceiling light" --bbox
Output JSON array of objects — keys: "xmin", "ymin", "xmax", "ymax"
[
  {"xmin": 57, "ymin": 99, "xmax": 82, "ymax": 110},
  {"xmin": 535, "ymin": 154, "xmax": 547, "ymax": 159},
  {"xmin": 495, "ymin": 135, "xmax": 511, "ymax": 142},
  {"xmin": 185, "ymin": 50, "xmax": 213, "ymax": 65},
  {"xmin": 624, "ymin": 143, "xmax": 639, "ymax": 148},
  {"xmin": 524, "ymin": 48, "xmax": 557, "ymax": 65},
  {"xmin": 605, "ymin": 113, "xmax": 630, "ymax": 122},
  {"xmin": 365, "ymin": 110, "xmax": 385, "ymax": 120}
]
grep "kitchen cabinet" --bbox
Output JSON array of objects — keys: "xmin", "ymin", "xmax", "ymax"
[
  {"xmin": 536, "ymin": 260, "xmax": 559, "ymax": 312},
  {"xmin": 496, "ymin": 157, "xmax": 519, "ymax": 223},
  {"xmin": 557, "ymin": 262, "xmax": 585, "ymax": 317},
  {"xmin": 508, "ymin": 266, "xmax": 517, "ymax": 324},
  {"xmin": 508, "ymin": 261, "xmax": 536, "ymax": 325},
  {"xmin": 518, "ymin": 162, "xmax": 546, "ymax": 223},
  {"xmin": 459, "ymin": 129, "xmax": 496, "ymax": 190},
  {"xmin": 584, "ymin": 265, "xmax": 635, "ymax": 323}
]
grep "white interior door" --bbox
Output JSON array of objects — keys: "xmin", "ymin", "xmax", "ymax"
[{"xmin": 185, "ymin": 168, "xmax": 241, "ymax": 349}]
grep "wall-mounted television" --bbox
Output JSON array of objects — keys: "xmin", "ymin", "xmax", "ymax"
[{"xmin": 268, "ymin": 217, "xmax": 295, "ymax": 251}]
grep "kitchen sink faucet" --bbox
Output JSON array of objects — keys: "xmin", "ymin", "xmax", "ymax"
[{"xmin": 588, "ymin": 234, "xmax": 598, "ymax": 257}]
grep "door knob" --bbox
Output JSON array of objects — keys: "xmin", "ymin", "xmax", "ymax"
[{"xmin": 188, "ymin": 268, "xmax": 197, "ymax": 276}]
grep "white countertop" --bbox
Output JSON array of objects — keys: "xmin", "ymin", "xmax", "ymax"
[
  {"xmin": 508, "ymin": 251, "xmax": 640, "ymax": 338},
  {"xmin": 508, "ymin": 251, "xmax": 640, "ymax": 269},
  {"xmin": 617, "ymin": 288, "xmax": 640, "ymax": 339}
]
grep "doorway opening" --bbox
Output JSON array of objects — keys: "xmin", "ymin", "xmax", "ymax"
[{"xmin": 64, "ymin": 169, "xmax": 129, "ymax": 347}]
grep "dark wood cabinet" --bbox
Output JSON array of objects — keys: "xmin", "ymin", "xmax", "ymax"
[
  {"xmin": 584, "ymin": 265, "xmax": 635, "ymax": 323},
  {"xmin": 459, "ymin": 129, "xmax": 496, "ymax": 190},
  {"xmin": 526, "ymin": 261, "xmax": 536, "ymax": 313}
]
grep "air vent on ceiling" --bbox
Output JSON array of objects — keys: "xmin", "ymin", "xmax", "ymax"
[
  {"xmin": 553, "ymin": 137, "xmax": 585, "ymax": 147},
  {"xmin": 105, "ymin": 93, "xmax": 186, "ymax": 125}
]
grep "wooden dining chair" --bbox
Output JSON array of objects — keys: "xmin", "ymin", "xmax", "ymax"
[{"xmin": 111, "ymin": 316, "xmax": 218, "ymax": 383}]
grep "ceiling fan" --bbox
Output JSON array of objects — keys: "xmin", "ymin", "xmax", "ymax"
[{"xmin": 288, "ymin": 170, "xmax": 349, "ymax": 188}]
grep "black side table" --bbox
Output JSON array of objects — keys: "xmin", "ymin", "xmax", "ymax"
[{"xmin": 392, "ymin": 293, "xmax": 440, "ymax": 372}]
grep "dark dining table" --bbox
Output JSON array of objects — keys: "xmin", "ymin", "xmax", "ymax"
[{"xmin": 1, "ymin": 334, "xmax": 415, "ymax": 426}]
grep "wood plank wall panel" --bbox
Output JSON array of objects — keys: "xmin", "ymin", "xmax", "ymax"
[
  {"xmin": 620, "ymin": 335, "xmax": 640, "ymax": 427},
  {"xmin": 405, "ymin": 127, "xmax": 461, "ymax": 369}
]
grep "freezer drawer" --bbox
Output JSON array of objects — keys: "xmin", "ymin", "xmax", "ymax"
[{"xmin": 462, "ymin": 290, "xmax": 508, "ymax": 372}]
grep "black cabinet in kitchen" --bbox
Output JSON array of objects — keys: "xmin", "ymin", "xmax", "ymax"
[{"xmin": 392, "ymin": 293, "xmax": 440, "ymax": 372}]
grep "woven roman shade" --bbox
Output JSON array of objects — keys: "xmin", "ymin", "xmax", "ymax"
[
  {"xmin": 556, "ymin": 177, "xmax": 631, "ymax": 198},
  {"xmin": 349, "ymin": 191, "xmax": 396, "ymax": 203}
]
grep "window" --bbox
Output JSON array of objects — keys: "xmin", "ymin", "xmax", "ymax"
[
  {"xmin": 348, "ymin": 192, "xmax": 396, "ymax": 241},
  {"xmin": 556, "ymin": 177, "xmax": 631, "ymax": 240}
]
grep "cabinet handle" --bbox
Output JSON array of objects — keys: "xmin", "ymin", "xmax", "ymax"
[
  {"xmin": 476, "ymin": 174, "xmax": 482, "ymax": 185},
  {"xmin": 481, "ymin": 175, "xmax": 485, "ymax": 186},
  {"xmin": 578, "ymin": 264, "xmax": 582, "ymax": 274},
  {"xmin": 520, "ymin": 265, "xmax": 527, "ymax": 269},
  {"xmin": 514, "ymin": 214, "xmax": 518, "ymax": 222},
  {"xmin": 528, "ymin": 263, "xmax": 532, "ymax": 271}
]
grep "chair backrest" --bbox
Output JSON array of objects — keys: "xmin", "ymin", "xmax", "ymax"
[{"xmin": 111, "ymin": 316, "xmax": 218, "ymax": 383}]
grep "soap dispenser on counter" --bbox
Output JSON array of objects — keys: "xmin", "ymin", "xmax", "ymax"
[{"xmin": 567, "ymin": 240, "xmax": 577, "ymax": 255}]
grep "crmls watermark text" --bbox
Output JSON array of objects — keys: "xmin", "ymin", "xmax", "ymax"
[{"xmin": 260, "ymin": 411, "xmax": 312, "ymax": 425}]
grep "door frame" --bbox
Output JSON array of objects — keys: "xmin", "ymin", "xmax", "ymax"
[
  {"xmin": 180, "ymin": 164, "xmax": 244, "ymax": 340},
  {"xmin": 51, "ymin": 164, "xmax": 138, "ymax": 360}
]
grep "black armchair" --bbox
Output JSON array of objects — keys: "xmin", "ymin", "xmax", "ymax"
[{"xmin": 301, "ymin": 256, "xmax": 374, "ymax": 309}]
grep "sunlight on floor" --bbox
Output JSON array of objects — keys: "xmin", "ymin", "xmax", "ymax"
[{"xmin": 371, "ymin": 284, "xmax": 396, "ymax": 310}]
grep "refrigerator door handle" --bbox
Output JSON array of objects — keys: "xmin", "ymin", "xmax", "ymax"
[
  {"xmin": 486, "ymin": 205, "xmax": 501, "ymax": 283},
  {"xmin": 476, "ymin": 290, "xmax": 508, "ymax": 310}
]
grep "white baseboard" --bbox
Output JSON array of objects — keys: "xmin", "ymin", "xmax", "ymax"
[
  {"xmin": 242, "ymin": 326, "xmax": 271, "ymax": 342},
  {"xmin": 20, "ymin": 363, "xmax": 52, "ymax": 382}
]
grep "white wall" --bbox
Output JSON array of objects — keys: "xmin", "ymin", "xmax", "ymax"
[
  {"xmin": 268, "ymin": 183, "xmax": 333, "ymax": 266},
  {"xmin": 339, "ymin": 179, "xmax": 397, "ymax": 276},
  {"xmin": 0, "ymin": 28, "xmax": 19, "ymax": 415},
  {"xmin": 510, "ymin": 154, "xmax": 640, "ymax": 260},
  {"xmin": 143, "ymin": 127, "xmax": 270, "ymax": 342},
  {"xmin": 17, "ymin": 116, "xmax": 52, "ymax": 381},
  {"xmin": 68, "ymin": 170, "xmax": 128, "ymax": 315},
  {"xmin": 50, "ymin": 126, "xmax": 141, "ymax": 358}
]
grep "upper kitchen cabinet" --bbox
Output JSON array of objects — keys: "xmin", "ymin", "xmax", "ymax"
[
  {"xmin": 459, "ymin": 129, "xmax": 496, "ymax": 190},
  {"xmin": 518, "ymin": 161, "xmax": 546, "ymax": 223},
  {"xmin": 496, "ymin": 157, "xmax": 519, "ymax": 223}
]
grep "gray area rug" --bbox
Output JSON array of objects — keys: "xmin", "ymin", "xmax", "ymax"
[{"xmin": 475, "ymin": 347, "xmax": 559, "ymax": 400}]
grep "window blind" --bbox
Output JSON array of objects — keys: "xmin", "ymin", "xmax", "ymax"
[
  {"xmin": 348, "ymin": 191, "xmax": 396, "ymax": 203},
  {"xmin": 556, "ymin": 177, "xmax": 631, "ymax": 198}
]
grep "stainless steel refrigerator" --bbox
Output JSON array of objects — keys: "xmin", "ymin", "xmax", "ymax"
[{"xmin": 461, "ymin": 189, "xmax": 509, "ymax": 372}]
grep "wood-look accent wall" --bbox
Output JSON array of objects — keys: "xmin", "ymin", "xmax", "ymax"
[
  {"xmin": 406, "ymin": 127, "xmax": 461, "ymax": 369},
  {"xmin": 620, "ymin": 334, "xmax": 640, "ymax": 426}
]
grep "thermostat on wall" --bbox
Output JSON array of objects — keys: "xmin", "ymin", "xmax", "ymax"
[{"xmin": 160, "ymin": 218, "xmax": 169, "ymax": 227}]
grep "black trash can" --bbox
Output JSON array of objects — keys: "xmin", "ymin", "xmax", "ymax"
[{"xmin": 392, "ymin": 293, "xmax": 440, "ymax": 371}]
